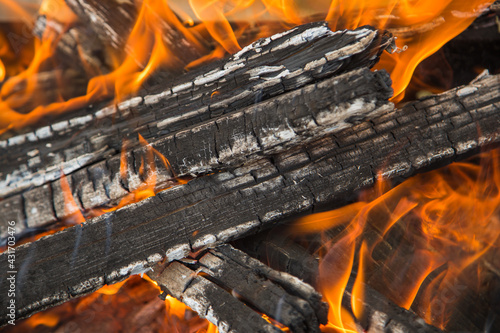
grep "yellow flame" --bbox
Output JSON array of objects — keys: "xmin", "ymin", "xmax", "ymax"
[{"xmin": 293, "ymin": 149, "xmax": 500, "ymax": 330}]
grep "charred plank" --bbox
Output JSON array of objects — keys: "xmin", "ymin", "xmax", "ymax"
[
  {"xmin": 235, "ymin": 232, "xmax": 444, "ymax": 333},
  {"xmin": 150, "ymin": 260, "xmax": 281, "ymax": 333},
  {"xmin": 149, "ymin": 244, "xmax": 327, "ymax": 332}
]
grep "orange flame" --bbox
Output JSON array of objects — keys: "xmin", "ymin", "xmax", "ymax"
[
  {"xmin": 0, "ymin": 0, "xmax": 493, "ymax": 134},
  {"xmin": 59, "ymin": 171, "xmax": 86, "ymax": 225},
  {"xmin": 99, "ymin": 134, "xmax": 188, "ymax": 213},
  {"xmin": 293, "ymin": 149, "xmax": 500, "ymax": 330},
  {"xmin": 10, "ymin": 275, "xmax": 218, "ymax": 333},
  {"xmin": 0, "ymin": 0, "xmax": 35, "ymax": 82}
]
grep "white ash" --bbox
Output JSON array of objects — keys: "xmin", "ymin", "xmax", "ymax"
[
  {"xmin": 271, "ymin": 25, "xmax": 335, "ymax": 52},
  {"xmin": 325, "ymin": 28, "xmax": 376, "ymax": 61},
  {"xmin": 456, "ymin": 86, "xmax": 478, "ymax": 97},
  {"xmin": 165, "ymin": 243, "xmax": 191, "ymax": 262}
]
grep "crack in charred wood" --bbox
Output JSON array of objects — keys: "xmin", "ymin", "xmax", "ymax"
[
  {"xmin": 0, "ymin": 23, "xmax": 392, "ymax": 201},
  {"xmin": 0, "ymin": 67, "xmax": 394, "ymax": 235}
]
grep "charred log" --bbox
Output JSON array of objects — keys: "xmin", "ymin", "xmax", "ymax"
[
  {"xmin": 0, "ymin": 23, "xmax": 393, "ymax": 201},
  {"xmin": 148, "ymin": 244, "xmax": 327, "ymax": 333},
  {"xmin": 0, "ymin": 70, "xmax": 499, "ymax": 324},
  {"xmin": 0, "ymin": 66, "xmax": 394, "ymax": 238},
  {"xmin": 150, "ymin": 260, "xmax": 281, "ymax": 333},
  {"xmin": 235, "ymin": 232, "xmax": 445, "ymax": 333}
]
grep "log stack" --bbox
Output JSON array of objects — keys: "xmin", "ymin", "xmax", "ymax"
[{"xmin": 0, "ymin": 2, "xmax": 499, "ymax": 331}]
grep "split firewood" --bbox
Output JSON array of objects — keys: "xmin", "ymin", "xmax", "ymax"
[
  {"xmin": 148, "ymin": 244, "xmax": 328, "ymax": 333},
  {"xmin": 0, "ymin": 23, "xmax": 393, "ymax": 202},
  {"xmin": 0, "ymin": 69, "xmax": 498, "ymax": 324}
]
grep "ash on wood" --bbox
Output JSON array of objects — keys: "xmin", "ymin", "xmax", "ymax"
[
  {"xmin": 0, "ymin": 23, "xmax": 393, "ymax": 204},
  {"xmin": 0, "ymin": 71, "xmax": 498, "ymax": 324},
  {"xmin": 0, "ymin": 67, "xmax": 394, "ymax": 237},
  {"xmin": 149, "ymin": 244, "xmax": 327, "ymax": 333}
]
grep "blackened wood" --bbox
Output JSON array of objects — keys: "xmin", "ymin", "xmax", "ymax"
[
  {"xmin": 149, "ymin": 261, "xmax": 281, "ymax": 333},
  {"xmin": 234, "ymin": 231, "xmax": 320, "ymax": 287},
  {"xmin": 0, "ymin": 72, "xmax": 499, "ymax": 324},
  {"xmin": 211, "ymin": 244, "xmax": 328, "ymax": 325},
  {"xmin": 0, "ymin": 67, "xmax": 394, "ymax": 239},
  {"xmin": 149, "ymin": 244, "xmax": 327, "ymax": 332},
  {"xmin": 197, "ymin": 244, "xmax": 327, "ymax": 332},
  {"xmin": 63, "ymin": 0, "xmax": 137, "ymax": 50},
  {"xmin": 0, "ymin": 69, "xmax": 87, "ymax": 115},
  {"xmin": 0, "ymin": 23, "xmax": 393, "ymax": 202},
  {"xmin": 442, "ymin": 9, "xmax": 500, "ymax": 87},
  {"xmin": 32, "ymin": 15, "xmax": 112, "ymax": 80}
]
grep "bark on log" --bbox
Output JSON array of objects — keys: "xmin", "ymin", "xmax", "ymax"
[
  {"xmin": 0, "ymin": 66, "xmax": 394, "ymax": 239},
  {"xmin": 0, "ymin": 23, "xmax": 392, "ymax": 201},
  {"xmin": 148, "ymin": 244, "xmax": 327, "ymax": 333},
  {"xmin": 0, "ymin": 71, "xmax": 498, "ymax": 324}
]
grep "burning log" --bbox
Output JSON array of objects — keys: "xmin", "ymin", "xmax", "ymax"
[
  {"xmin": 32, "ymin": 14, "xmax": 113, "ymax": 80},
  {"xmin": 148, "ymin": 244, "xmax": 328, "ymax": 332},
  {"xmin": 0, "ymin": 23, "xmax": 393, "ymax": 239},
  {"xmin": 0, "ymin": 68, "xmax": 499, "ymax": 324},
  {"xmin": 0, "ymin": 22, "xmax": 392, "ymax": 201},
  {"xmin": 151, "ymin": 260, "xmax": 282, "ymax": 333}
]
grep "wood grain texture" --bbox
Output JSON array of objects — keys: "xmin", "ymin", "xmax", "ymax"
[
  {"xmin": 0, "ymin": 72, "xmax": 498, "ymax": 324},
  {"xmin": 0, "ymin": 23, "xmax": 392, "ymax": 201},
  {"xmin": 151, "ymin": 261, "xmax": 281, "ymax": 333},
  {"xmin": 148, "ymin": 244, "xmax": 327, "ymax": 332},
  {"xmin": 0, "ymin": 66, "xmax": 394, "ymax": 239}
]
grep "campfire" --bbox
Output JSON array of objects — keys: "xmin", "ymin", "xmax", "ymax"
[{"xmin": 0, "ymin": 0, "xmax": 499, "ymax": 332}]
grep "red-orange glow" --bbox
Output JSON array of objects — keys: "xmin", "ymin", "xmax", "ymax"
[
  {"xmin": 0, "ymin": 0, "xmax": 34, "ymax": 24},
  {"xmin": 293, "ymin": 149, "xmax": 500, "ymax": 330},
  {"xmin": 95, "ymin": 279, "xmax": 128, "ymax": 296},
  {"xmin": 25, "ymin": 312, "xmax": 59, "ymax": 329},
  {"xmin": 374, "ymin": 0, "xmax": 493, "ymax": 101},
  {"xmin": 101, "ymin": 133, "xmax": 188, "ymax": 213},
  {"xmin": 8, "ymin": 275, "xmax": 217, "ymax": 333},
  {"xmin": 189, "ymin": 0, "xmax": 242, "ymax": 54},
  {"xmin": 59, "ymin": 172, "xmax": 85, "ymax": 225},
  {"xmin": 0, "ymin": 0, "xmax": 34, "ymax": 82},
  {"xmin": 38, "ymin": 0, "xmax": 77, "ymax": 23}
]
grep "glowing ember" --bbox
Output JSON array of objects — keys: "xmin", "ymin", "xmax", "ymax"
[
  {"xmin": 0, "ymin": 0, "xmax": 493, "ymax": 134},
  {"xmin": 3, "ymin": 276, "xmax": 217, "ymax": 333},
  {"xmin": 293, "ymin": 149, "xmax": 500, "ymax": 330},
  {"xmin": 59, "ymin": 172, "xmax": 86, "ymax": 225},
  {"xmin": 96, "ymin": 133, "xmax": 189, "ymax": 214}
]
